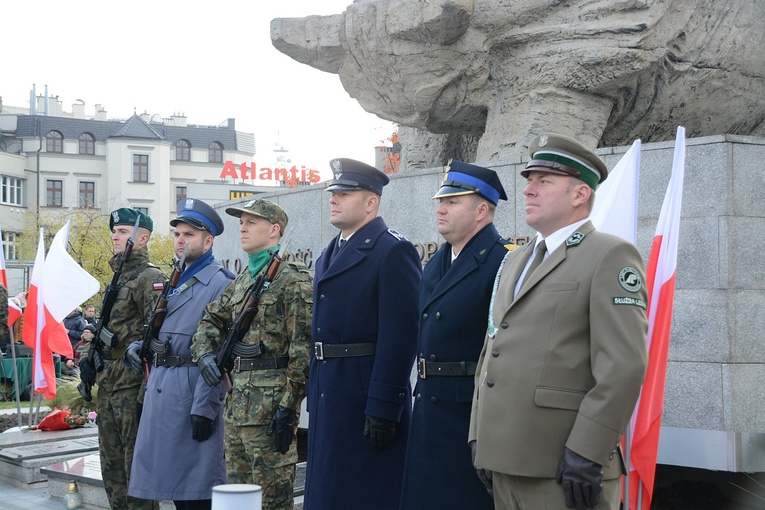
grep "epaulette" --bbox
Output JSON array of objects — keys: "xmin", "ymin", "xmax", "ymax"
[
  {"xmin": 500, "ymin": 238, "xmax": 518, "ymax": 251},
  {"xmin": 387, "ymin": 229, "xmax": 405, "ymax": 241}
]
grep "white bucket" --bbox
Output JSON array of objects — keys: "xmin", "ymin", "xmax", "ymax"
[{"xmin": 211, "ymin": 484, "xmax": 263, "ymax": 510}]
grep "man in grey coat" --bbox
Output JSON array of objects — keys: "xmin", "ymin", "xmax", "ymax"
[{"xmin": 127, "ymin": 198, "xmax": 234, "ymax": 510}]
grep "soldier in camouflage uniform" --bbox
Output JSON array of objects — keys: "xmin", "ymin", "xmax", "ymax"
[
  {"xmin": 97, "ymin": 208, "xmax": 167, "ymax": 510},
  {"xmin": 192, "ymin": 199, "xmax": 312, "ymax": 510}
]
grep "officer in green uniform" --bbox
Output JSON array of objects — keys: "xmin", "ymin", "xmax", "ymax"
[
  {"xmin": 192, "ymin": 199, "xmax": 312, "ymax": 510},
  {"xmin": 98, "ymin": 208, "xmax": 167, "ymax": 510}
]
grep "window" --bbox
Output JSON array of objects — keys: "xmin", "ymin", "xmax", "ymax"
[
  {"xmin": 1, "ymin": 176, "xmax": 24, "ymax": 206},
  {"xmin": 176, "ymin": 186, "xmax": 187, "ymax": 204},
  {"xmin": 2, "ymin": 231, "xmax": 20, "ymax": 261},
  {"xmin": 79, "ymin": 133, "xmax": 95, "ymax": 155},
  {"xmin": 208, "ymin": 142, "xmax": 223, "ymax": 163},
  {"xmin": 79, "ymin": 181, "xmax": 95, "ymax": 208},
  {"xmin": 135, "ymin": 207, "xmax": 149, "ymax": 215},
  {"xmin": 133, "ymin": 154, "xmax": 149, "ymax": 182},
  {"xmin": 46, "ymin": 130, "xmax": 63, "ymax": 153},
  {"xmin": 46, "ymin": 179, "xmax": 63, "ymax": 207},
  {"xmin": 175, "ymin": 140, "xmax": 191, "ymax": 161}
]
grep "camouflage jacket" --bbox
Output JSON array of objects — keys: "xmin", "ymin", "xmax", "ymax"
[
  {"xmin": 191, "ymin": 261, "xmax": 313, "ymax": 426},
  {"xmin": 97, "ymin": 246, "xmax": 167, "ymax": 393}
]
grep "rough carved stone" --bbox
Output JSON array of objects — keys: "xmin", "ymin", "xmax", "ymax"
[{"xmin": 271, "ymin": 1, "xmax": 765, "ymax": 166}]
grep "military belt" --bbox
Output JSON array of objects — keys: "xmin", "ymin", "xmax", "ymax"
[
  {"xmin": 314, "ymin": 342, "xmax": 376, "ymax": 361},
  {"xmin": 417, "ymin": 358, "xmax": 477, "ymax": 379},
  {"xmin": 153, "ymin": 354, "xmax": 196, "ymax": 368},
  {"xmin": 233, "ymin": 356, "xmax": 289, "ymax": 373}
]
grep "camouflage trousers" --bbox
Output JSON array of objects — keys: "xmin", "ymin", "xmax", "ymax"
[
  {"xmin": 225, "ymin": 423, "xmax": 297, "ymax": 510},
  {"xmin": 97, "ymin": 385, "xmax": 156, "ymax": 510}
]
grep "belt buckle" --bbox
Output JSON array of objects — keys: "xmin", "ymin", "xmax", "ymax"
[
  {"xmin": 417, "ymin": 357, "xmax": 427, "ymax": 379},
  {"xmin": 153, "ymin": 353, "xmax": 159, "ymax": 367},
  {"xmin": 233, "ymin": 357, "xmax": 242, "ymax": 373},
  {"xmin": 314, "ymin": 342, "xmax": 324, "ymax": 361}
]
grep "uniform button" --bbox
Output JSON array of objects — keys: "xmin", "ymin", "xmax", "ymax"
[
  {"xmin": 435, "ymin": 312, "xmax": 441, "ymax": 320},
  {"xmin": 320, "ymin": 393, "xmax": 324, "ymax": 398},
  {"xmin": 416, "ymin": 394, "xmax": 422, "ymax": 401},
  {"xmin": 491, "ymin": 349, "xmax": 500, "ymax": 357},
  {"xmin": 156, "ymin": 388, "xmax": 162, "ymax": 393},
  {"xmin": 422, "ymin": 313, "xmax": 428, "ymax": 320},
  {"xmin": 322, "ymin": 360, "xmax": 327, "ymax": 365},
  {"xmin": 429, "ymin": 354, "xmax": 437, "ymax": 361},
  {"xmin": 430, "ymin": 396, "xmax": 438, "ymax": 403},
  {"xmin": 501, "ymin": 322, "xmax": 509, "ymax": 329},
  {"xmin": 398, "ymin": 392, "xmax": 405, "ymax": 399},
  {"xmin": 317, "ymin": 327, "xmax": 321, "ymax": 333},
  {"xmin": 486, "ymin": 380, "xmax": 495, "ymax": 387},
  {"xmin": 320, "ymin": 294, "xmax": 325, "ymax": 299}
]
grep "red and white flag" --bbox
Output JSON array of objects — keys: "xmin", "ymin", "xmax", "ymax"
[
  {"xmin": 0, "ymin": 227, "xmax": 7, "ymax": 289},
  {"xmin": 22, "ymin": 223, "xmax": 99, "ymax": 400},
  {"xmin": 0, "ymin": 228, "xmax": 21, "ymax": 326},
  {"xmin": 590, "ymin": 139, "xmax": 641, "ymax": 244},
  {"xmin": 627, "ymin": 126, "xmax": 686, "ymax": 509}
]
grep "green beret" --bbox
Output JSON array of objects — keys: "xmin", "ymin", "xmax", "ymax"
[
  {"xmin": 110, "ymin": 208, "xmax": 154, "ymax": 232},
  {"xmin": 522, "ymin": 133, "xmax": 608, "ymax": 190}
]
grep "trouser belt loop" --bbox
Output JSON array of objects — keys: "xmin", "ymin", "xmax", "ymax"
[
  {"xmin": 313, "ymin": 342, "xmax": 377, "ymax": 361},
  {"xmin": 153, "ymin": 354, "xmax": 196, "ymax": 368},
  {"xmin": 233, "ymin": 356, "xmax": 290, "ymax": 372},
  {"xmin": 417, "ymin": 358, "xmax": 477, "ymax": 378}
]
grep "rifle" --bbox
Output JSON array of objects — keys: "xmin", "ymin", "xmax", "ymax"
[
  {"xmin": 139, "ymin": 243, "xmax": 188, "ymax": 380},
  {"xmin": 78, "ymin": 216, "xmax": 141, "ymax": 402},
  {"xmin": 216, "ymin": 231, "xmax": 292, "ymax": 393}
]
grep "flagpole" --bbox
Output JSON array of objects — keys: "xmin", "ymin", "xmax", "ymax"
[
  {"xmin": 624, "ymin": 426, "xmax": 630, "ymax": 509},
  {"xmin": 7, "ymin": 328, "xmax": 23, "ymax": 429}
]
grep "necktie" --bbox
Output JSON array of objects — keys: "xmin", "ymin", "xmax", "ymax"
[{"xmin": 521, "ymin": 240, "xmax": 546, "ymax": 287}]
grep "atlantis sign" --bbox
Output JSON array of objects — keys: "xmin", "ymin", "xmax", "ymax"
[{"xmin": 219, "ymin": 160, "xmax": 322, "ymax": 184}]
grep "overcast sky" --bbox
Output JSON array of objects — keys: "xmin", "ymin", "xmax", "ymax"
[{"xmin": 2, "ymin": 0, "xmax": 395, "ymax": 181}]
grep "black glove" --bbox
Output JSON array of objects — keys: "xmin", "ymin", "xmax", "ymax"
[
  {"xmin": 470, "ymin": 440, "xmax": 493, "ymax": 496},
  {"xmin": 197, "ymin": 353, "xmax": 222, "ymax": 387},
  {"xmin": 556, "ymin": 447, "xmax": 603, "ymax": 509},
  {"xmin": 363, "ymin": 415, "xmax": 396, "ymax": 451},
  {"xmin": 266, "ymin": 405, "xmax": 297, "ymax": 453},
  {"xmin": 124, "ymin": 343, "xmax": 143, "ymax": 374},
  {"xmin": 191, "ymin": 414, "xmax": 214, "ymax": 442}
]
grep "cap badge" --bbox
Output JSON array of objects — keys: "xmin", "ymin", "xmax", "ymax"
[
  {"xmin": 183, "ymin": 198, "xmax": 194, "ymax": 210},
  {"xmin": 538, "ymin": 134, "xmax": 549, "ymax": 147},
  {"xmin": 112, "ymin": 211, "xmax": 120, "ymax": 223},
  {"xmin": 618, "ymin": 267, "xmax": 642, "ymax": 293},
  {"xmin": 331, "ymin": 159, "xmax": 343, "ymax": 180}
]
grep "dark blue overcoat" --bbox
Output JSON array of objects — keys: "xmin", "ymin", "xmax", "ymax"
[
  {"xmin": 305, "ymin": 216, "xmax": 421, "ymax": 510},
  {"xmin": 399, "ymin": 224, "xmax": 508, "ymax": 510}
]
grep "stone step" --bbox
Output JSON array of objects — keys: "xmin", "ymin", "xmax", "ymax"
[
  {"xmin": 0, "ymin": 426, "xmax": 99, "ymax": 487},
  {"xmin": 43, "ymin": 454, "xmax": 307, "ymax": 509}
]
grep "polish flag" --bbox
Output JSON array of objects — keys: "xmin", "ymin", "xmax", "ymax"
[
  {"xmin": 22, "ymin": 223, "xmax": 100, "ymax": 400},
  {"xmin": 627, "ymin": 126, "xmax": 686, "ymax": 509},
  {"xmin": 0, "ymin": 228, "xmax": 21, "ymax": 326},
  {"xmin": 590, "ymin": 139, "xmax": 641, "ymax": 244}
]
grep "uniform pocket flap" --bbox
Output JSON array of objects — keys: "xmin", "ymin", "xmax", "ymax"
[{"xmin": 535, "ymin": 386, "xmax": 586, "ymax": 411}]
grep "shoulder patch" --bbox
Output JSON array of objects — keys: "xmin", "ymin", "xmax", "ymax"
[
  {"xmin": 152, "ymin": 282, "xmax": 165, "ymax": 291},
  {"xmin": 618, "ymin": 266, "xmax": 642, "ymax": 292},
  {"xmin": 387, "ymin": 229, "xmax": 405, "ymax": 241},
  {"xmin": 565, "ymin": 231, "xmax": 586, "ymax": 247}
]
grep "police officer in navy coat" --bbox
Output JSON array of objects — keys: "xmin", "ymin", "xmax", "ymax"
[
  {"xmin": 400, "ymin": 161, "xmax": 510, "ymax": 510},
  {"xmin": 304, "ymin": 158, "xmax": 422, "ymax": 510}
]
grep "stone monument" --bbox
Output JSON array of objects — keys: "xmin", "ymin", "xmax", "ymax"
[{"xmin": 271, "ymin": 0, "xmax": 765, "ymax": 167}]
